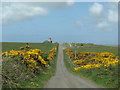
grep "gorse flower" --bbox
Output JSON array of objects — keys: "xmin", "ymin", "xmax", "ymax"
[
  {"xmin": 20, "ymin": 47, "xmax": 24, "ymax": 50},
  {"xmin": 65, "ymin": 48, "xmax": 119, "ymax": 71},
  {"xmin": 47, "ymin": 47, "xmax": 57, "ymax": 61},
  {"xmin": 2, "ymin": 52, "xmax": 9, "ymax": 57},
  {"xmin": 2, "ymin": 45, "xmax": 57, "ymax": 73},
  {"xmin": 25, "ymin": 45, "xmax": 30, "ymax": 49}
]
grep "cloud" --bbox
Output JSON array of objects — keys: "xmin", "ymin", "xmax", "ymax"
[
  {"xmin": 1, "ymin": 2, "xmax": 75, "ymax": 25},
  {"xmin": 67, "ymin": 0, "xmax": 75, "ymax": 6},
  {"xmin": 89, "ymin": 2, "xmax": 118, "ymax": 31},
  {"xmin": 76, "ymin": 21, "xmax": 83, "ymax": 28},
  {"xmin": 26, "ymin": 2, "xmax": 74, "ymax": 9},
  {"xmin": 96, "ymin": 21, "xmax": 108, "ymax": 29},
  {"xmin": 108, "ymin": 9, "xmax": 118, "ymax": 23},
  {"xmin": 89, "ymin": 3, "xmax": 104, "ymax": 18},
  {"xmin": 108, "ymin": 0, "xmax": 119, "ymax": 2},
  {"xmin": 1, "ymin": 3, "xmax": 48, "ymax": 25},
  {"xmin": 107, "ymin": 2, "xmax": 118, "ymax": 23}
]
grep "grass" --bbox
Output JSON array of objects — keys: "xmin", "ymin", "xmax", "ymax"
[
  {"xmin": 63, "ymin": 43, "xmax": 119, "ymax": 88},
  {"xmin": 69, "ymin": 44, "xmax": 118, "ymax": 56},
  {"xmin": 2, "ymin": 42, "xmax": 58, "ymax": 88},
  {"xmin": 19, "ymin": 54, "xmax": 57, "ymax": 88},
  {"xmin": 77, "ymin": 46, "xmax": 118, "ymax": 56},
  {"xmin": 2, "ymin": 42, "xmax": 55, "ymax": 52}
]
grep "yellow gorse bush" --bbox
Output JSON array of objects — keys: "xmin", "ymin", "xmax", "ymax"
[
  {"xmin": 73, "ymin": 60, "xmax": 84, "ymax": 65},
  {"xmin": 2, "ymin": 52, "xmax": 9, "ymax": 57},
  {"xmin": 65, "ymin": 48, "xmax": 72, "ymax": 55},
  {"xmin": 47, "ymin": 47, "xmax": 57, "ymax": 61},
  {"xmin": 9, "ymin": 50, "xmax": 19, "ymax": 55},
  {"xmin": 2, "ymin": 45, "xmax": 57, "ymax": 73},
  {"xmin": 65, "ymin": 48, "xmax": 119, "ymax": 71},
  {"xmin": 20, "ymin": 45, "xmax": 31, "ymax": 50}
]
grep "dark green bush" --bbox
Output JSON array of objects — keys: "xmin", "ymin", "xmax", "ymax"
[{"xmin": 2, "ymin": 57, "xmax": 35, "ymax": 88}]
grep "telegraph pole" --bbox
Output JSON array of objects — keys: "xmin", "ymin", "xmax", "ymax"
[{"xmin": 75, "ymin": 43, "xmax": 77, "ymax": 59}]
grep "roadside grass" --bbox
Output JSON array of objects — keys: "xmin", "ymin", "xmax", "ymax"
[
  {"xmin": 63, "ymin": 44, "xmax": 119, "ymax": 88},
  {"xmin": 2, "ymin": 42, "xmax": 58, "ymax": 88}
]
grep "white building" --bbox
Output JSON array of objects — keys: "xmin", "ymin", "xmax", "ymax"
[{"xmin": 43, "ymin": 38, "xmax": 52, "ymax": 43}]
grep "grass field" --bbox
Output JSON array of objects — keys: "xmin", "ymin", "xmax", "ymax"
[
  {"xmin": 63, "ymin": 43, "xmax": 119, "ymax": 88},
  {"xmin": 2, "ymin": 42, "xmax": 58, "ymax": 88},
  {"xmin": 2, "ymin": 42, "xmax": 55, "ymax": 52},
  {"xmin": 63, "ymin": 43, "xmax": 118, "ymax": 55}
]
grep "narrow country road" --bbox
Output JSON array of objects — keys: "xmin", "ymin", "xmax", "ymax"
[{"xmin": 44, "ymin": 44, "xmax": 102, "ymax": 88}]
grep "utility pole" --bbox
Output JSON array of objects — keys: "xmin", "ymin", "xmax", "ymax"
[
  {"xmin": 75, "ymin": 43, "xmax": 77, "ymax": 59},
  {"xmin": 69, "ymin": 43, "xmax": 72, "ymax": 48}
]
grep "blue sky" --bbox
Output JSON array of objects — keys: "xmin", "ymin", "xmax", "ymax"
[{"xmin": 1, "ymin": 2, "xmax": 118, "ymax": 45}]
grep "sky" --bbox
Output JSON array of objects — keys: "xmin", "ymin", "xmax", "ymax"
[{"xmin": 0, "ymin": 1, "xmax": 118, "ymax": 45}]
